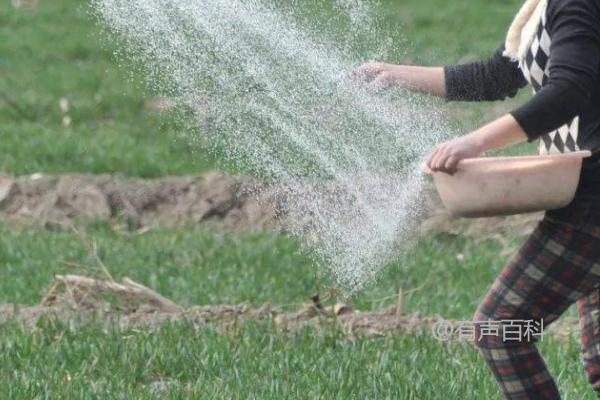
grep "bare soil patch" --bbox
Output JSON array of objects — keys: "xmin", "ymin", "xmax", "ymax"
[
  {"xmin": 0, "ymin": 275, "xmax": 575, "ymax": 340},
  {"xmin": 0, "ymin": 172, "xmax": 541, "ymax": 239},
  {"xmin": 0, "ymin": 274, "xmax": 440, "ymax": 337},
  {"xmin": 0, "ymin": 172, "xmax": 277, "ymax": 231}
]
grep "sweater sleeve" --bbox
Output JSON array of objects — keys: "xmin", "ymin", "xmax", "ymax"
[
  {"xmin": 510, "ymin": 0, "xmax": 600, "ymax": 141},
  {"xmin": 444, "ymin": 45, "xmax": 527, "ymax": 101}
]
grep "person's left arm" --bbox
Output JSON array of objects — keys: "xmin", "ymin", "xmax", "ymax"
[
  {"xmin": 426, "ymin": 114, "xmax": 527, "ymax": 172},
  {"xmin": 428, "ymin": 0, "xmax": 600, "ymax": 173}
]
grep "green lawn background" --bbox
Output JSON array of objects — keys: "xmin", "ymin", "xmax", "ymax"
[{"xmin": 0, "ymin": 1, "xmax": 593, "ymax": 398}]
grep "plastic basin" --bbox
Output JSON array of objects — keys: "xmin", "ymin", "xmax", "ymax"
[{"xmin": 427, "ymin": 150, "xmax": 591, "ymax": 218}]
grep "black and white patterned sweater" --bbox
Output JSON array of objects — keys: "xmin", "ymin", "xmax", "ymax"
[{"xmin": 444, "ymin": 0, "xmax": 600, "ymax": 200}]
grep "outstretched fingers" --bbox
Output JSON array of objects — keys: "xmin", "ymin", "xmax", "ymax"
[
  {"xmin": 349, "ymin": 62, "xmax": 383, "ymax": 84},
  {"xmin": 369, "ymin": 72, "xmax": 394, "ymax": 92}
]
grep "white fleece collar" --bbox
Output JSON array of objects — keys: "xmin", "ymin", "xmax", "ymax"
[{"xmin": 503, "ymin": 0, "xmax": 547, "ymax": 62}]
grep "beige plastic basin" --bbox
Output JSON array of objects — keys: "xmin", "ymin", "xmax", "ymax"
[{"xmin": 428, "ymin": 150, "xmax": 591, "ymax": 218}]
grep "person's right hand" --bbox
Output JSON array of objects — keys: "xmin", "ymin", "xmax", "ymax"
[{"xmin": 351, "ymin": 62, "xmax": 404, "ymax": 92}]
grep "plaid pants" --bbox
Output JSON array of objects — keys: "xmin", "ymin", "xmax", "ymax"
[{"xmin": 473, "ymin": 205, "xmax": 600, "ymax": 399}]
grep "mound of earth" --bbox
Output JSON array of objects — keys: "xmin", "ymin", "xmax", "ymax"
[
  {"xmin": 0, "ymin": 274, "xmax": 442, "ymax": 337},
  {"xmin": 0, "ymin": 172, "xmax": 278, "ymax": 231},
  {"xmin": 0, "ymin": 275, "xmax": 576, "ymax": 340},
  {"xmin": 0, "ymin": 171, "xmax": 542, "ymax": 238}
]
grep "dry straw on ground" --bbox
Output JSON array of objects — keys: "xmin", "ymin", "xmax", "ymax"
[
  {"xmin": 12, "ymin": 0, "xmax": 39, "ymax": 12},
  {"xmin": 0, "ymin": 274, "xmax": 576, "ymax": 340}
]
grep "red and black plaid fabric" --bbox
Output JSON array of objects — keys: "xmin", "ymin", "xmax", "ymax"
[
  {"xmin": 473, "ymin": 213, "xmax": 600, "ymax": 399},
  {"xmin": 579, "ymin": 290, "xmax": 600, "ymax": 394}
]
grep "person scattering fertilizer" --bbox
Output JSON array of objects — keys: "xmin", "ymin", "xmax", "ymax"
[{"xmin": 356, "ymin": 0, "xmax": 600, "ymax": 398}]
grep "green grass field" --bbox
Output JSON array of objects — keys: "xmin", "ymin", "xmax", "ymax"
[
  {"xmin": 0, "ymin": 226, "xmax": 594, "ymax": 399},
  {"xmin": 1, "ymin": 0, "xmax": 595, "ymax": 398}
]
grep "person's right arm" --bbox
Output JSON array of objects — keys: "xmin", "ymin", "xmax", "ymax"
[
  {"xmin": 352, "ymin": 63, "xmax": 446, "ymax": 96},
  {"xmin": 355, "ymin": 46, "xmax": 528, "ymax": 101}
]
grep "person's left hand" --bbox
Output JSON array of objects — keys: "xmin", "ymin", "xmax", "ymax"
[{"xmin": 426, "ymin": 135, "xmax": 483, "ymax": 174}]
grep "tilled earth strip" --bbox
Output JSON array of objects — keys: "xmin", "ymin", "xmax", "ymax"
[
  {"xmin": 0, "ymin": 172, "xmax": 542, "ymax": 239},
  {"xmin": 0, "ymin": 172, "xmax": 276, "ymax": 231},
  {"xmin": 0, "ymin": 275, "xmax": 577, "ymax": 341}
]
